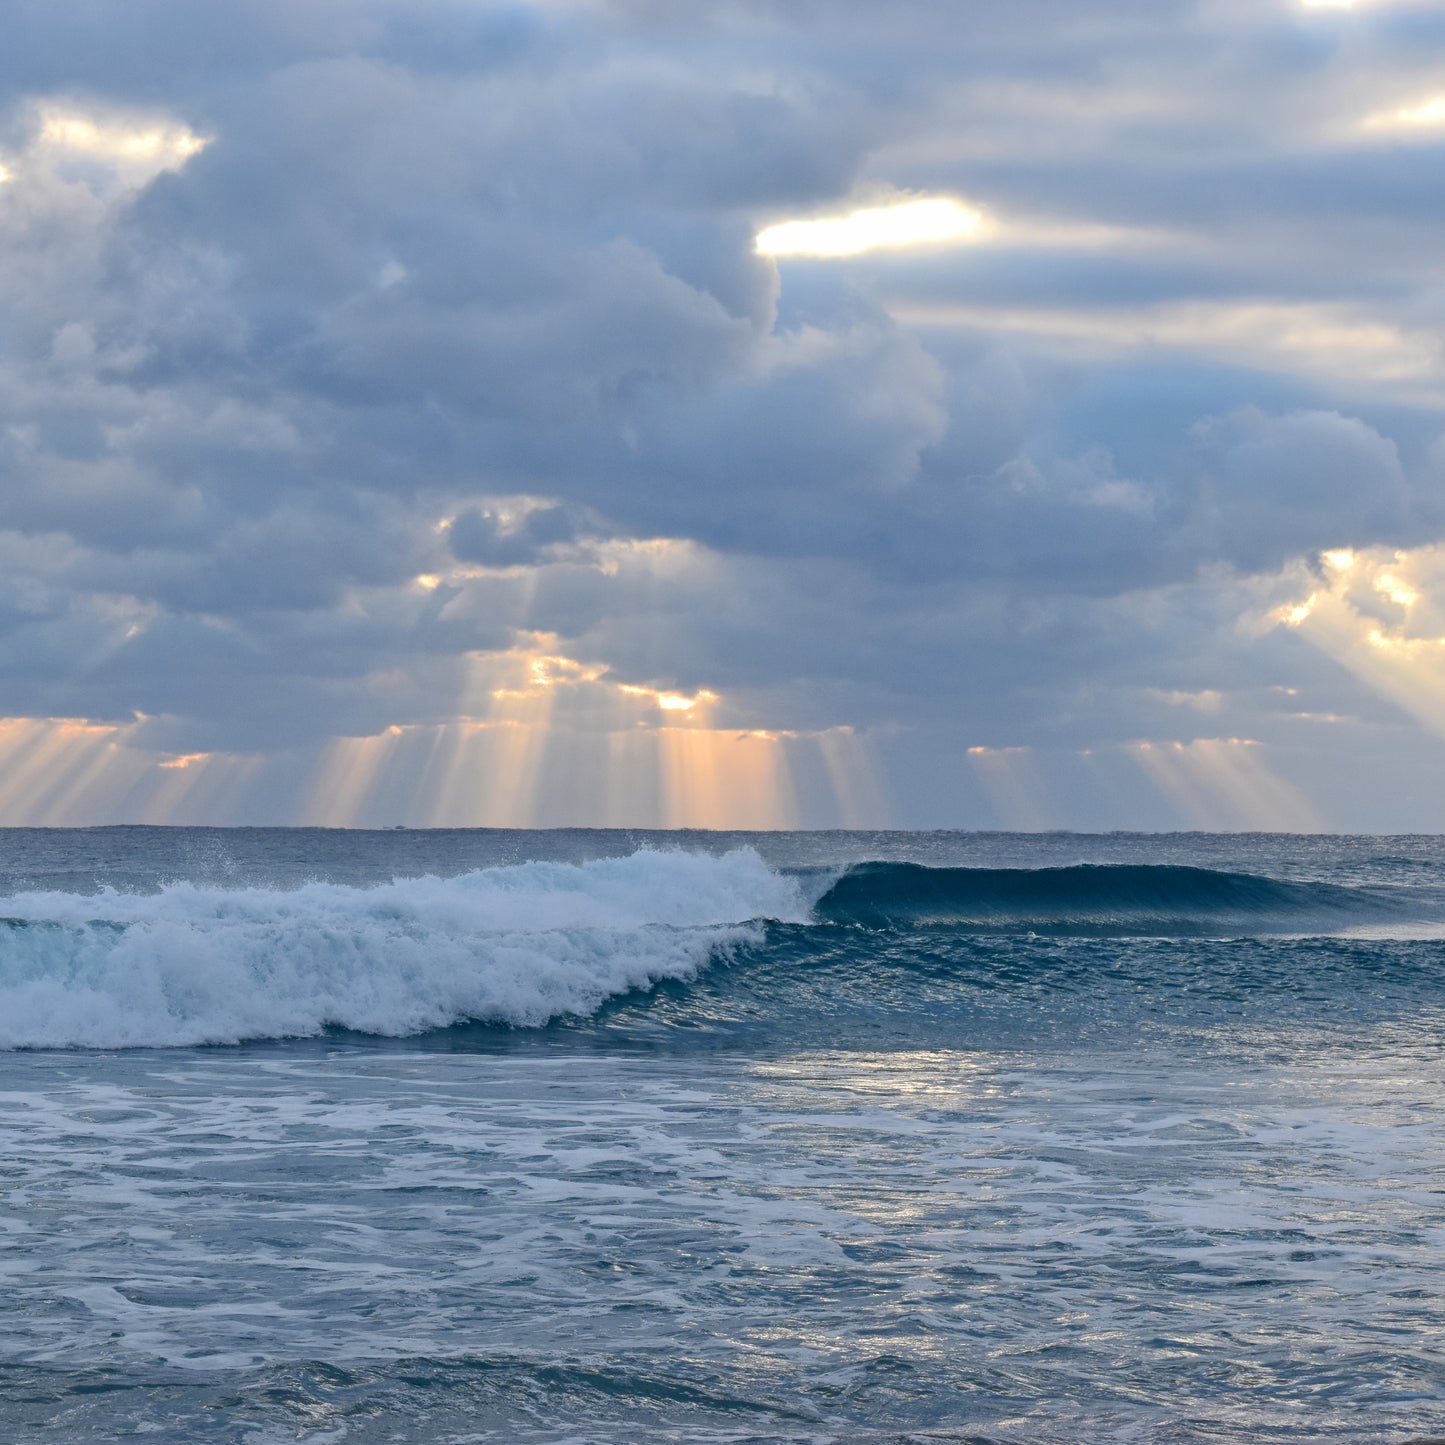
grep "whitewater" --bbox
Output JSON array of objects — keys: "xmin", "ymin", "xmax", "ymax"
[
  {"xmin": 0, "ymin": 849, "xmax": 811, "ymax": 1048},
  {"xmin": 4, "ymin": 828, "xmax": 1445, "ymax": 1443}
]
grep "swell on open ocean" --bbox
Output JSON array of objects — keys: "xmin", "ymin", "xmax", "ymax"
[{"xmin": 4, "ymin": 827, "xmax": 1445, "ymax": 1444}]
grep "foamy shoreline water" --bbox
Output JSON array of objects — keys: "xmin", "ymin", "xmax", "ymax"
[{"xmin": 4, "ymin": 829, "xmax": 1445, "ymax": 1442}]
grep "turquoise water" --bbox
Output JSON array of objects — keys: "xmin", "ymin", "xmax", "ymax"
[{"xmin": 3, "ymin": 829, "xmax": 1445, "ymax": 1442}]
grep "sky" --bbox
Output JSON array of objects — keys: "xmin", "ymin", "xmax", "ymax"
[{"xmin": 3, "ymin": 0, "xmax": 1445, "ymax": 831}]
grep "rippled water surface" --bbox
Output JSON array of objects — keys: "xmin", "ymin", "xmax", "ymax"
[{"xmin": 4, "ymin": 829, "xmax": 1445, "ymax": 1442}]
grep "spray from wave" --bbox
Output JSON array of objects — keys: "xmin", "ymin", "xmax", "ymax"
[
  {"xmin": 0, "ymin": 851, "xmax": 1426, "ymax": 1050},
  {"xmin": 0, "ymin": 850, "xmax": 809, "ymax": 1050}
]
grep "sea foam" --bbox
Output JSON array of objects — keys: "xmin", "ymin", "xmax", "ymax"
[{"xmin": 0, "ymin": 849, "xmax": 808, "ymax": 1049}]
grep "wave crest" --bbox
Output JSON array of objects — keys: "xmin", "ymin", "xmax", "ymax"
[
  {"xmin": 0, "ymin": 849, "xmax": 808, "ymax": 1049},
  {"xmin": 814, "ymin": 861, "xmax": 1394, "ymax": 934}
]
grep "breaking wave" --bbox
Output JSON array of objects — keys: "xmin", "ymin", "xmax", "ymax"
[
  {"xmin": 0, "ymin": 850, "xmax": 808, "ymax": 1049},
  {"xmin": 0, "ymin": 851, "xmax": 1423, "ymax": 1050}
]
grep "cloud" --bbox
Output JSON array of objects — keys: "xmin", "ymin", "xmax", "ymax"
[
  {"xmin": 1190, "ymin": 408, "xmax": 1421, "ymax": 571},
  {"xmin": 3, "ymin": 0, "xmax": 1445, "ymax": 824},
  {"xmin": 447, "ymin": 501, "xmax": 601, "ymax": 567},
  {"xmin": 756, "ymin": 196, "xmax": 984, "ymax": 257}
]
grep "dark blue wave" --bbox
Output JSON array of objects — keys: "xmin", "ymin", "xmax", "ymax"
[{"xmin": 812, "ymin": 861, "xmax": 1401, "ymax": 935}]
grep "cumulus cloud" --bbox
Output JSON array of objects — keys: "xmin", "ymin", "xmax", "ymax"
[{"xmin": 3, "ymin": 0, "xmax": 1445, "ymax": 825}]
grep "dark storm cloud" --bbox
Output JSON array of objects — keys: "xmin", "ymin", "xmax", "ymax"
[{"xmin": 2, "ymin": 0, "xmax": 1445, "ymax": 809}]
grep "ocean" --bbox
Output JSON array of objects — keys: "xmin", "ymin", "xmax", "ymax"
[{"xmin": 3, "ymin": 827, "xmax": 1445, "ymax": 1444}]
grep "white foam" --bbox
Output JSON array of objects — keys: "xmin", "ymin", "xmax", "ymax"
[{"xmin": 0, "ymin": 849, "xmax": 808, "ymax": 1049}]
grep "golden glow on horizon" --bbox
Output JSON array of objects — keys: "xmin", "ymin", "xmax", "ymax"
[
  {"xmin": 0, "ymin": 717, "xmax": 258, "ymax": 825},
  {"xmin": 486, "ymin": 680, "xmax": 560, "ymax": 828},
  {"xmin": 302, "ymin": 718, "xmax": 813, "ymax": 829},
  {"xmin": 139, "ymin": 750, "xmax": 261, "ymax": 825},
  {"xmin": 657, "ymin": 725, "xmax": 798, "ymax": 829},
  {"xmin": 1131, "ymin": 737, "xmax": 1322, "ymax": 831},
  {"xmin": 958, "ymin": 735, "xmax": 1321, "ymax": 831},
  {"xmin": 295, "ymin": 639, "xmax": 867, "ymax": 829},
  {"xmin": 305, "ymin": 730, "xmax": 407, "ymax": 828},
  {"xmin": 0, "ymin": 719, "xmax": 129, "ymax": 826},
  {"xmin": 0, "ymin": 706, "xmax": 1339, "ymax": 833},
  {"xmin": 0, "ymin": 637, "xmax": 892, "ymax": 829},
  {"xmin": 756, "ymin": 197, "xmax": 984, "ymax": 258}
]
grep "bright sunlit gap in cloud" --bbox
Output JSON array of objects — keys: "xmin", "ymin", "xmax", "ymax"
[
  {"xmin": 755, "ymin": 197, "xmax": 984, "ymax": 258},
  {"xmin": 617, "ymin": 683, "xmax": 718, "ymax": 713},
  {"xmin": 0, "ymin": 102, "xmax": 211, "ymax": 192},
  {"xmin": 38, "ymin": 108, "xmax": 208, "ymax": 163},
  {"xmin": 1364, "ymin": 95, "xmax": 1445, "ymax": 132},
  {"xmin": 1273, "ymin": 544, "xmax": 1445, "ymax": 743}
]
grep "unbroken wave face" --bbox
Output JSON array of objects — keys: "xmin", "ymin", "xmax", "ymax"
[
  {"xmin": 0, "ymin": 850, "xmax": 810, "ymax": 1049},
  {"xmin": 810, "ymin": 861, "xmax": 1400, "ymax": 934}
]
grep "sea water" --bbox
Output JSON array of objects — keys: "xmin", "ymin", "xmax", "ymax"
[{"xmin": 3, "ymin": 828, "xmax": 1445, "ymax": 1443}]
